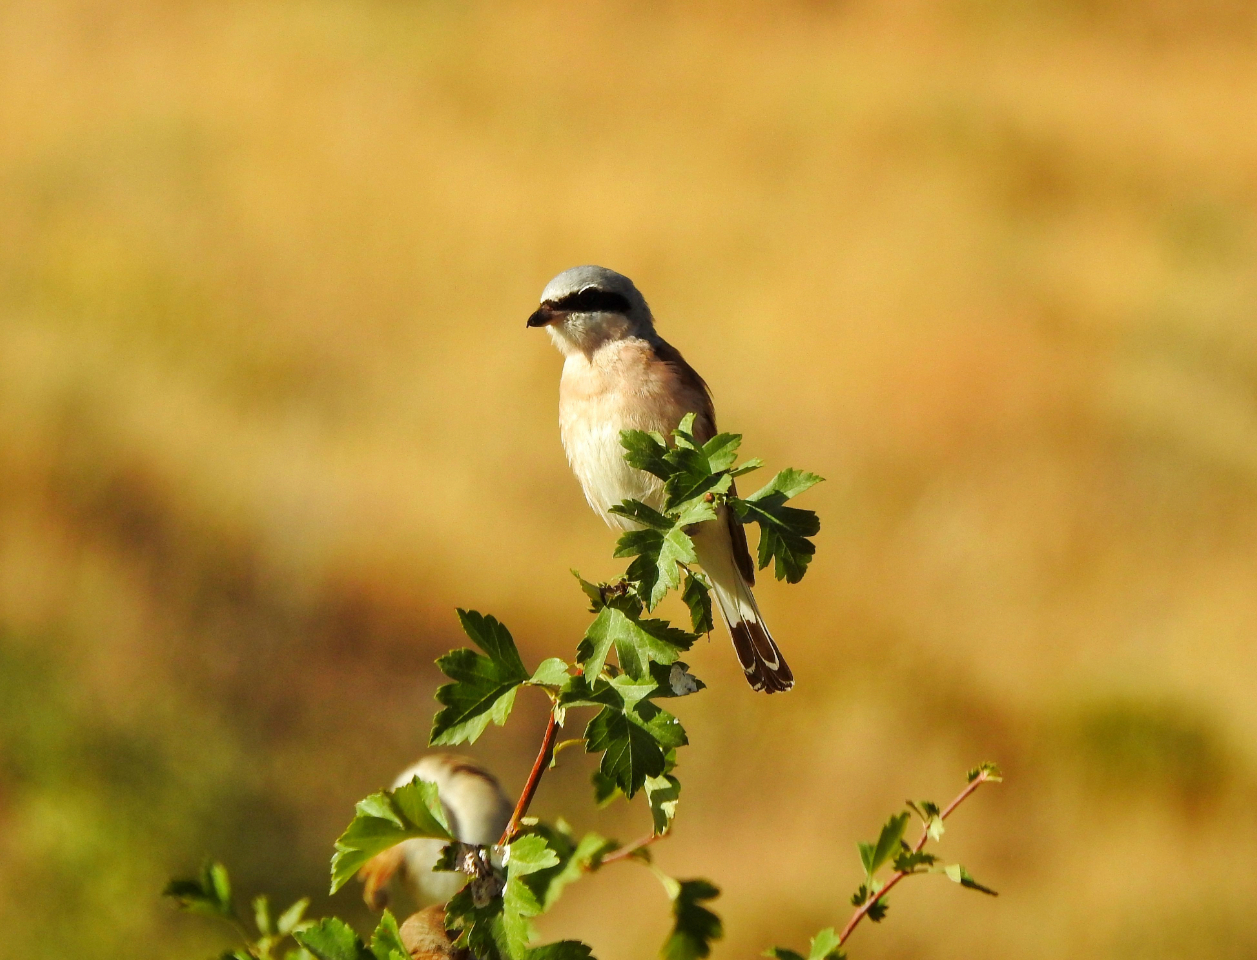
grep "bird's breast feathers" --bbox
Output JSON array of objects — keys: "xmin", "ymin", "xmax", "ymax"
[{"xmin": 558, "ymin": 338, "xmax": 712, "ymax": 528}]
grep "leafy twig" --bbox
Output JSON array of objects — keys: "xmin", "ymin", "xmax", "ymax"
[{"xmin": 837, "ymin": 766, "xmax": 999, "ymax": 948}]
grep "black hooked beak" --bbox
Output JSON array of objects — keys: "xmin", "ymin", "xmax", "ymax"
[{"xmin": 526, "ymin": 304, "xmax": 562, "ymax": 328}]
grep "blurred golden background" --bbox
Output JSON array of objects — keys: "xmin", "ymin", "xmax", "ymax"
[{"xmin": 2, "ymin": 1, "xmax": 1256, "ymax": 958}]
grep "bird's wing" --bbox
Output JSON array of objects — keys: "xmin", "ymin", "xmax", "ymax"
[{"xmin": 650, "ymin": 338, "xmax": 756, "ymax": 586}]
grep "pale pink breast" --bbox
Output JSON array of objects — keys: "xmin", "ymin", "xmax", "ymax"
[{"xmin": 558, "ymin": 339, "xmax": 707, "ymax": 526}]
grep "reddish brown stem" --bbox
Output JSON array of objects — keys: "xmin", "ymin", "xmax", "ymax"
[
  {"xmin": 600, "ymin": 831, "xmax": 665, "ymax": 865},
  {"xmin": 837, "ymin": 771, "xmax": 995, "ymax": 947},
  {"xmin": 499, "ymin": 710, "xmax": 560, "ymax": 846}
]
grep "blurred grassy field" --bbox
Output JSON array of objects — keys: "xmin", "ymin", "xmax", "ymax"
[{"xmin": 2, "ymin": 1, "xmax": 1257, "ymax": 958}]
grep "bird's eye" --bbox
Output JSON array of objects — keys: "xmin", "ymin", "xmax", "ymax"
[{"xmin": 555, "ymin": 288, "xmax": 631, "ymax": 313}]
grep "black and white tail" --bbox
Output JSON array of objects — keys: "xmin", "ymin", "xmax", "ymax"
[{"xmin": 692, "ymin": 511, "xmax": 794, "ymax": 694}]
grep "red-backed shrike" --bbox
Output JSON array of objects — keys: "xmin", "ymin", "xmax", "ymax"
[{"xmin": 528, "ymin": 266, "xmax": 792, "ymax": 693}]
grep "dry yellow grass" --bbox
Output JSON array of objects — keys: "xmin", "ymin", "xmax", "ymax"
[{"xmin": 2, "ymin": 2, "xmax": 1256, "ymax": 958}]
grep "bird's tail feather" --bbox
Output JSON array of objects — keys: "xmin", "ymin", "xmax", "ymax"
[{"xmin": 710, "ymin": 574, "xmax": 794, "ymax": 694}]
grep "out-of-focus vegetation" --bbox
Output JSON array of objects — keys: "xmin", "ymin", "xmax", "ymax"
[{"xmin": 1, "ymin": 1, "xmax": 1256, "ymax": 958}]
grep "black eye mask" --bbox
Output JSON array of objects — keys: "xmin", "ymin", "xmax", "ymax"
[{"xmin": 552, "ymin": 288, "xmax": 632, "ymax": 314}]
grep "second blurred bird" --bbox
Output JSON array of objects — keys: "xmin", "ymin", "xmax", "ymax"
[{"xmin": 357, "ymin": 754, "xmax": 513, "ymax": 910}]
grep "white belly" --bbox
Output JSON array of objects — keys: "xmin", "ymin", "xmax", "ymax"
[{"xmin": 562, "ymin": 413, "xmax": 665, "ymax": 527}]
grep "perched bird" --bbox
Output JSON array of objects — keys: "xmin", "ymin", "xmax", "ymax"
[
  {"xmin": 528, "ymin": 265, "xmax": 793, "ymax": 693},
  {"xmin": 357, "ymin": 754, "xmax": 513, "ymax": 910}
]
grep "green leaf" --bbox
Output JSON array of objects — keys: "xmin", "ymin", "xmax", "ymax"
[
  {"xmin": 942, "ymin": 863, "xmax": 998, "ymax": 896},
  {"xmin": 644, "ymin": 773, "xmax": 681, "ymax": 835},
  {"xmin": 501, "ymin": 834, "xmax": 563, "ymax": 958},
  {"xmin": 253, "ymin": 895, "xmax": 272, "ymax": 936},
  {"xmin": 615, "ymin": 524, "xmax": 699, "ymax": 610},
  {"xmin": 529, "ymin": 658, "xmax": 570, "ymax": 687},
  {"xmin": 294, "ymin": 918, "xmax": 372, "ymax": 960},
  {"xmin": 662, "ymin": 879, "xmax": 723, "ymax": 960},
  {"xmin": 592, "ymin": 769, "xmax": 622, "ymax": 806},
  {"xmin": 620, "ymin": 429, "xmax": 673, "ymax": 479},
  {"xmin": 858, "ymin": 812, "xmax": 909, "ymax": 880},
  {"xmin": 682, "ymin": 572, "xmax": 714, "ymax": 635},
  {"xmin": 369, "ymin": 911, "xmax": 409, "ymax": 960},
  {"xmin": 767, "ymin": 929, "xmax": 844, "ymax": 960},
  {"xmin": 805, "ymin": 928, "xmax": 844, "ymax": 960},
  {"xmin": 866, "ymin": 897, "xmax": 889, "ymax": 922},
  {"xmin": 330, "ymin": 777, "xmax": 452, "ymax": 894},
  {"xmin": 608, "ymin": 499, "xmax": 674, "ymax": 530},
  {"xmin": 576, "ymin": 606, "xmax": 694, "ymax": 682},
  {"xmin": 967, "ymin": 761, "xmax": 1003, "ymax": 783},
  {"xmin": 528, "ymin": 943, "xmax": 594, "ymax": 960},
  {"xmin": 734, "ymin": 469, "xmax": 823, "ymax": 583},
  {"xmin": 701, "ymin": 433, "xmax": 743, "ymax": 472},
  {"xmin": 584, "ymin": 698, "xmax": 687, "ymax": 798},
  {"xmin": 511, "ymin": 824, "xmax": 618, "ymax": 916},
  {"xmin": 747, "ymin": 468, "xmax": 824, "ymax": 501},
  {"xmin": 906, "ymin": 799, "xmax": 940, "ymax": 821},
  {"xmin": 430, "ymin": 610, "xmax": 531, "ymax": 746},
  {"xmin": 892, "ymin": 849, "xmax": 937, "ymax": 872},
  {"xmin": 276, "ymin": 899, "xmax": 309, "ymax": 936},
  {"xmin": 163, "ymin": 861, "xmax": 234, "ymax": 918},
  {"xmin": 445, "ymin": 885, "xmax": 508, "ymax": 960}
]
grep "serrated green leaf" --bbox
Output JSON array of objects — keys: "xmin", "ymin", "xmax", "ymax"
[
  {"xmin": 892, "ymin": 849, "xmax": 937, "ymax": 872},
  {"xmin": 734, "ymin": 469, "xmax": 823, "ymax": 583},
  {"xmin": 616, "ymin": 523, "xmax": 699, "ymax": 610},
  {"xmin": 576, "ymin": 606, "xmax": 695, "ymax": 681},
  {"xmin": 429, "ymin": 610, "xmax": 530, "ymax": 746},
  {"xmin": 620, "ymin": 429, "xmax": 673, "ymax": 479},
  {"xmin": 746, "ymin": 468, "xmax": 824, "ymax": 501},
  {"xmin": 584, "ymin": 698, "xmax": 687, "ymax": 798},
  {"xmin": 662, "ymin": 879, "xmax": 722, "ymax": 960},
  {"xmin": 701, "ymin": 433, "xmax": 742, "ymax": 472},
  {"xmin": 644, "ymin": 773, "xmax": 681, "ymax": 835},
  {"xmin": 608, "ymin": 499, "xmax": 674, "ymax": 530},
  {"xmin": 330, "ymin": 778, "xmax": 452, "ymax": 893},
  {"xmin": 866, "ymin": 897, "xmax": 889, "ymax": 922},
  {"xmin": 681, "ymin": 572, "xmax": 714, "ymax": 635},
  {"xmin": 529, "ymin": 658, "xmax": 570, "ymax": 687},
  {"xmin": 967, "ymin": 761, "xmax": 1003, "ymax": 783},
  {"xmin": 512, "ymin": 824, "xmax": 617, "ymax": 916},
  {"xmin": 730, "ymin": 458, "xmax": 764, "ymax": 477},
  {"xmin": 445, "ymin": 884, "xmax": 508, "ymax": 960},
  {"xmin": 572, "ymin": 570, "xmax": 608, "ymax": 611},
  {"xmin": 501, "ymin": 835, "xmax": 563, "ymax": 958},
  {"xmin": 368, "ymin": 910, "xmax": 408, "ymax": 960},
  {"xmin": 805, "ymin": 928, "xmax": 844, "ymax": 960},
  {"xmin": 294, "ymin": 918, "xmax": 371, "ymax": 960},
  {"xmin": 858, "ymin": 812, "xmax": 909, "ymax": 880}
]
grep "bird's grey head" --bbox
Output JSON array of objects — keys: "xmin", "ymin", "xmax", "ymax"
[{"xmin": 527, "ymin": 265, "xmax": 654, "ymax": 355}]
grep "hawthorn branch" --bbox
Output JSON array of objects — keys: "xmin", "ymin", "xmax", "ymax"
[
  {"xmin": 600, "ymin": 831, "xmax": 666, "ymax": 866},
  {"xmin": 499, "ymin": 708, "xmax": 560, "ymax": 845},
  {"xmin": 837, "ymin": 768, "xmax": 997, "ymax": 947}
]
